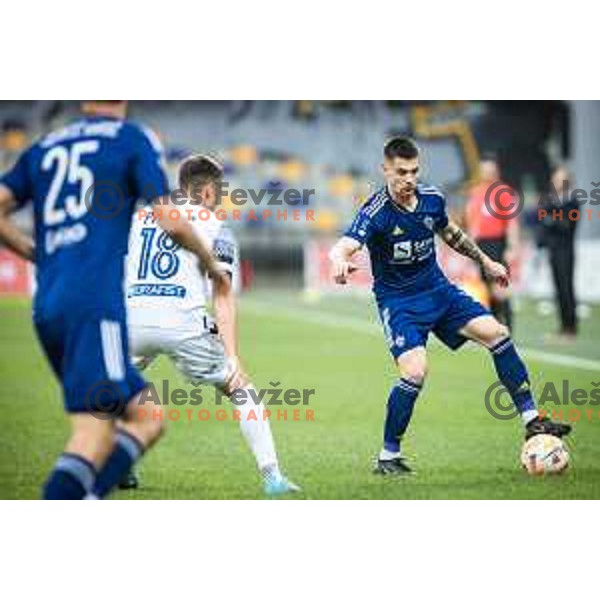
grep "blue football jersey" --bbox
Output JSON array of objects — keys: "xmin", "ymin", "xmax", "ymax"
[
  {"xmin": 344, "ymin": 184, "xmax": 450, "ymax": 298},
  {"xmin": 0, "ymin": 116, "xmax": 170, "ymax": 318}
]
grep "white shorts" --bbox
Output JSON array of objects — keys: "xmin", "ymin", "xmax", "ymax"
[{"xmin": 128, "ymin": 310, "xmax": 234, "ymax": 388}]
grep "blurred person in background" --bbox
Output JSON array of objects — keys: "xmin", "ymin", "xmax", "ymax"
[
  {"xmin": 465, "ymin": 156, "xmax": 520, "ymax": 329},
  {"xmin": 538, "ymin": 166, "xmax": 578, "ymax": 341},
  {"xmin": 1, "ymin": 117, "xmax": 29, "ymax": 170}
]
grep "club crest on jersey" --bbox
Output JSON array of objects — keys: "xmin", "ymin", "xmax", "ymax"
[
  {"xmin": 423, "ymin": 216, "xmax": 435, "ymax": 230},
  {"xmin": 392, "ymin": 226, "xmax": 404, "ymax": 236}
]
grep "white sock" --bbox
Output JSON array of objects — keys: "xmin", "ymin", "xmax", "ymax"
[
  {"xmin": 379, "ymin": 448, "xmax": 401, "ymax": 461},
  {"xmin": 522, "ymin": 409, "xmax": 539, "ymax": 426},
  {"xmin": 234, "ymin": 385, "xmax": 281, "ymax": 478}
]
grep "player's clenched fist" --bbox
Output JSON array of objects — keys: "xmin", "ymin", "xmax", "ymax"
[
  {"xmin": 483, "ymin": 258, "xmax": 510, "ymax": 287},
  {"xmin": 332, "ymin": 259, "xmax": 358, "ymax": 284},
  {"xmin": 329, "ymin": 236, "xmax": 361, "ymax": 285}
]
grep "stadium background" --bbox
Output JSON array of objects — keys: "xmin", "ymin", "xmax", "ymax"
[{"xmin": 1, "ymin": 100, "xmax": 599, "ymax": 499}]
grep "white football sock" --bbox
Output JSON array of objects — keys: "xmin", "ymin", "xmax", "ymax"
[
  {"xmin": 379, "ymin": 448, "xmax": 401, "ymax": 460},
  {"xmin": 233, "ymin": 385, "xmax": 281, "ymax": 478},
  {"xmin": 522, "ymin": 409, "xmax": 539, "ymax": 426}
]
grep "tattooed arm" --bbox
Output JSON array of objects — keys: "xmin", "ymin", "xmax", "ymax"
[{"xmin": 437, "ymin": 220, "xmax": 510, "ymax": 287}]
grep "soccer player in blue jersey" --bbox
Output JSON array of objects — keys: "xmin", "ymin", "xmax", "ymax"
[
  {"xmin": 0, "ymin": 101, "xmax": 224, "ymax": 498},
  {"xmin": 330, "ymin": 137, "xmax": 571, "ymax": 475}
]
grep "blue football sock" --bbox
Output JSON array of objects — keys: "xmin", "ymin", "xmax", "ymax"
[
  {"xmin": 93, "ymin": 429, "xmax": 144, "ymax": 498},
  {"xmin": 383, "ymin": 378, "xmax": 422, "ymax": 454},
  {"xmin": 43, "ymin": 453, "xmax": 97, "ymax": 500},
  {"xmin": 490, "ymin": 337, "xmax": 537, "ymax": 423}
]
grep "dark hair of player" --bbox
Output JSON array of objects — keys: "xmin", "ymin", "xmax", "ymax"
[
  {"xmin": 178, "ymin": 154, "xmax": 224, "ymax": 191},
  {"xmin": 383, "ymin": 136, "xmax": 419, "ymax": 160}
]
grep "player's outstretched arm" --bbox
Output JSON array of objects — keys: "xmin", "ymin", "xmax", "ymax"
[
  {"xmin": 329, "ymin": 236, "xmax": 361, "ymax": 284},
  {"xmin": 438, "ymin": 220, "xmax": 509, "ymax": 287},
  {"xmin": 153, "ymin": 195, "xmax": 225, "ymax": 283},
  {"xmin": 0, "ymin": 185, "xmax": 34, "ymax": 262}
]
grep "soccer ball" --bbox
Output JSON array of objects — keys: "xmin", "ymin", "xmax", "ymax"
[{"xmin": 520, "ymin": 434, "xmax": 570, "ymax": 475}]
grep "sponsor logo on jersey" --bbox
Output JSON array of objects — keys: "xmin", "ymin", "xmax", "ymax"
[{"xmin": 128, "ymin": 284, "xmax": 187, "ymax": 298}]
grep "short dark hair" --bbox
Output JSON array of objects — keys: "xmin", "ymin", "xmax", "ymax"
[
  {"xmin": 178, "ymin": 154, "xmax": 223, "ymax": 191},
  {"xmin": 384, "ymin": 136, "xmax": 419, "ymax": 160}
]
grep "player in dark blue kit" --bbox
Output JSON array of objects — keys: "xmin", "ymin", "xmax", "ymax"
[
  {"xmin": 0, "ymin": 101, "xmax": 223, "ymax": 499},
  {"xmin": 330, "ymin": 137, "xmax": 571, "ymax": 475}
]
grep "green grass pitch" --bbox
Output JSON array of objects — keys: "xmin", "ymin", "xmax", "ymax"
[{"xmin": 1, "ymin": 292, "xmax": 599, "ymax": 499}]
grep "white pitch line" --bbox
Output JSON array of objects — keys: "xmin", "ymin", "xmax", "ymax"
[
  {"xmin": 242, "ymin": 299, "xmax": 382, "ymax": 336},
  {"xmin": 242, "ymin": 299, "xmax": 600, "ymax": 373},
  {"xmin": 517, "ymin": 349, "xmax": 600, "ymax": 372}
]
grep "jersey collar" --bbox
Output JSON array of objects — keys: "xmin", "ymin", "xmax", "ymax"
[{"xmin": 385, "ymin": 185, "xmax": 421, "ymax": 214}]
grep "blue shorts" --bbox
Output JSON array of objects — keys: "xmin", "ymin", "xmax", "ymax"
[
  {"xmin": 34, "ymin": 309, "xmax": 146, "ymax": 414},
  {"xmin": 377, "ymin": 283, "xmax": 490, "ymax": 358}
]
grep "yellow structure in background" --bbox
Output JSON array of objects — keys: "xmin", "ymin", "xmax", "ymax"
[
  {"xmin": 278, "ymin": 159, "xmax": 307, "ymax": 184},
  {"xmin": 328, "ymin": 174, "xmax": 354, "ymax": 199},
  {"xmin": 229, "ymin": 144, "xmax": 259, "ymax": 167},
  {"xmin": 411, "ymin": 102, "xmax": 480, "ymax": 185},
  {"xmin": 1, "ymin": 129, "xmax": 28, "ymax": 153},
  {"xmin": 313, "ymin": 209, "xmax": 339, "ymax": 232}
]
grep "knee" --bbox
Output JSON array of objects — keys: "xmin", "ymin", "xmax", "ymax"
[
  {"xmin": 120, "ymin": 412, "xmax": 165, "ymax": 449},
  {"xmin": 67, "ymin": 418, "xmax": 115, "ymax": 466},
  {"xmin": 488, "ymin": 323, "xmax": 510, "ymax": 347},
  {"xmin": 397, "ymin": 357, "xmax": 428, "ymax": 386},
  {"xmin": 139, "ymin": 417, "xmax": 164, "ymax": 447}
]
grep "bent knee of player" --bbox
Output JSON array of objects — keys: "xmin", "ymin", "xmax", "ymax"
[
  {"xmin": 122, "ymin": 414, "xmax": 164, "ymax": 449},
  {"xmin": 121, "ymin": 390, "xmax": 165, "ymax": 447},
  {"xmin": 401, "ymin": 365, "xmax": 428, "ymax": 385},
  {"xmin": 488, "ymin": 322, "xmax": 510, "ymax": 346},
  {"xmin": 395, "ymin": 354, "xmax": 428, "ymax": 385},
  {"xmin": 67, "ymin": 415, "xmax": 115, "ymax": 466},
  {"xmin": 463, "ymin": 316, "xmax": 510, "ymax": 348},
  {"xmin": 142, "ymin": 414, "xmax": 165, "ymax": 440},
  {"xmin": 479, "ymin": 321, "xmax": 510, "ymax": 348}
]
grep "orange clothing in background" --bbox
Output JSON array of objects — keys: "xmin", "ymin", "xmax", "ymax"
[{"xmin": 466, "ymin": 181, "xmax": 516, "ymax": 240}]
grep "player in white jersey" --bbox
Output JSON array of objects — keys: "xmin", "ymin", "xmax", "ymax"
[{"xmin": 125, "ymin": 154, "xmax": 299, "ymax": 496}]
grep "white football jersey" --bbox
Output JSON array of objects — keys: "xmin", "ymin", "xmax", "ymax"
[{"xmin": 126, "ymin": 204, "xmax": 237, "ymax": 328}]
